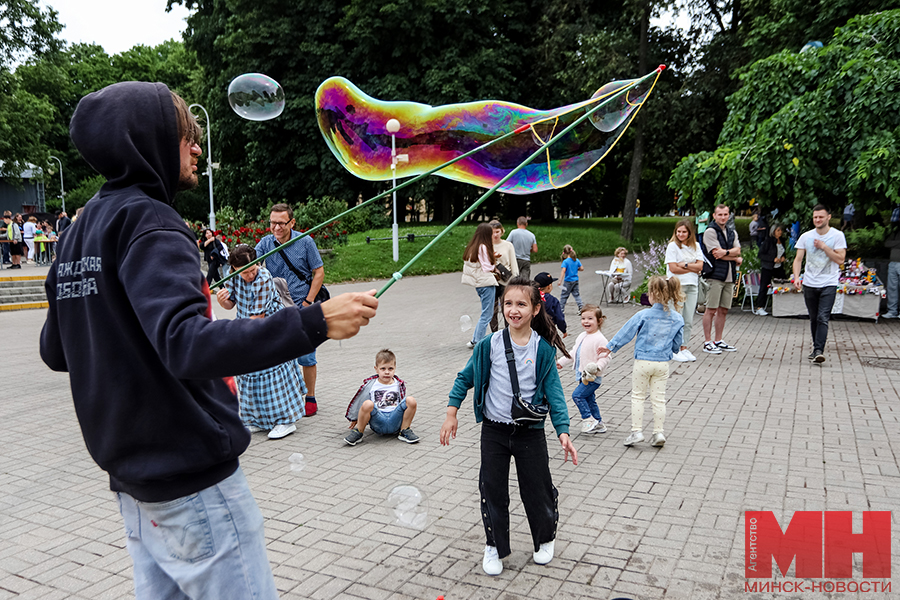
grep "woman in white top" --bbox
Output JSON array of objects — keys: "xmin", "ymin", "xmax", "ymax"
[
  {"xmin": 461, "ymin": 223, "xmax": 499, "ymax": 348},
  {"xmin": 489, "ymin": 220, "xmax": 519, "ymax": 332},
  {"xmin": 665, "ymin": 220, "xmax": 704, "ymax": 362},
  {"xmin": 23, "ymin": 215, "xmax": 38, "ymax": 262},
  {"xmin": 607, "ymin": 247, "xmax": 633, "ymax": 303}
]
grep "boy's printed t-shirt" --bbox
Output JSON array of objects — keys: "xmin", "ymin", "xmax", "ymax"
[
  {"xmin": 561, "ymin": 257, "xmax": 582, "ymax": 282},
  {"xmin": 797, "ymin": 228, "xmax": 847, "ymax": 288},
  {"xmin": 370, "ymin": 380, "xmax": 402, "ymax": 413}
]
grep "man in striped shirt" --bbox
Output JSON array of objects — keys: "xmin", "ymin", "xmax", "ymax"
[{"xmin": 256, "ymin": 203, "xmax": 325, "ymax": 416}]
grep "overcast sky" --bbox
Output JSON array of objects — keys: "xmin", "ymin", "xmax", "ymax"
[{"xmin": 41, "ymin": 0, "xmax": 191, "ymax": 55}]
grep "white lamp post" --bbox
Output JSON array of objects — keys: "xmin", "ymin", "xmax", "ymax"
[
  {"xmin": 386, "ymin": 119, "xmax": 408, "ymax": 262},
  {"xmin": 48, "ymin": 155, "xmax": 65, "ymax": 212},
  {"xmin": 189, "ymin": 104, "xmax": 217, "ymax": 232}
]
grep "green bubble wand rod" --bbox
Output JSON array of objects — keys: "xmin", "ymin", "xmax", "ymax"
[{"xmin": 374, "ymin": 66, "xmax": 664, "ymax": 298}]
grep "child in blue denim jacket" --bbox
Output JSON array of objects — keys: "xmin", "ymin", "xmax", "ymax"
[{"xmin": 599, "ymin": 276, "xmax": 684, "ymax": 448}]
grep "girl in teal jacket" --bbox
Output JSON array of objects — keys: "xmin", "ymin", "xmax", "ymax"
[{"xmin": 440, "ymin": 276, "xmax": 578, "ymax": 576}]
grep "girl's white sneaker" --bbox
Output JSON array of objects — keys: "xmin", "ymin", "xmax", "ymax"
[
  {"xmin": 482, "ymin": 545, "xmax": 503, "ymax": 575},
  {"xmin": 533, "ymin": 540, "xmax": 555, "ymax": 565}
]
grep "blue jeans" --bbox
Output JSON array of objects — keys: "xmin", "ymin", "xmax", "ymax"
[
  {"xmin": 560, "ymin": 280, "xmax": 583, "ymax": 309},
  {"xmin": 886, "ymin": 262, "xmax": 900, "ymax": 316},
  {"xmin": 369, "ymin": 399, "xmax": 407, "ymax": 435},
  {"xmin": 473, "ymin": 286, "xmax": 496, "ymax": 344},
  {"xmin": 802, "ymin": 285, "xmax": 836, "ymax": 353},
  {"xmin": 116, "ymin": 467, "xmax": 278, "ymax": 600},
  {"xmin": 571, "ymin": 379, "xmax": 602, "ymax": 420}
]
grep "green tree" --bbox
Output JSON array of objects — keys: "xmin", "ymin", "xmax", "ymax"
[
  {"xmin": 0, "ymin": 0, "xmax": 62, "ymax": 179},
  {"xmin": 668, "ymin": 10, "xmax": 900, "ymax": 224}
]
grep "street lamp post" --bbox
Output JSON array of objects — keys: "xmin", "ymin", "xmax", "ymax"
[
  {"xmin": 385, "ymin": 119, "xmax": 408, "ymax": 262},
  {"xmin": 189, "ymin": 104, "xmax": 216, "ymax": 232},
  {"xmin": 48, "ymin": 155, "xmax": 65, "ymax": 212}
]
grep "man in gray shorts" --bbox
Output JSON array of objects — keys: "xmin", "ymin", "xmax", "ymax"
[{"xmin": 701, "ymin": 204, "xmax": 742, "ymax": 354}]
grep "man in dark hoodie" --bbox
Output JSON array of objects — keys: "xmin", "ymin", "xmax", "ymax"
[{"xmin": 40, "ymin": 82, "xmax": 378, "ymax": 599}]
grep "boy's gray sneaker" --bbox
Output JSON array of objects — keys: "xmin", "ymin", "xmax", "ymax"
[
  {"xmin": 344, "ymin": 428, "xmax": 363, "ymax": 446},
  {"xmin": 398, "ymin": 428, "xmax": 420, "ymax": 443}
]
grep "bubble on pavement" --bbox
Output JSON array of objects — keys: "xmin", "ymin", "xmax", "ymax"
[
  {"xmin": 459, "ymin": 315, "xmax": 472, "ymax": 332},
  {"xmin": 385, "ymin": 484, "xmax": 428, "ymax": 530},
  {"xmin": 288, "ymin": 453, "xmax": 306, "ymax": 473}
]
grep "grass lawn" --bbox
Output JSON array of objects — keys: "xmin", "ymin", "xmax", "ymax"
[{"xmin": 323, "ymin": 217, "xmax": 753, "ymax": 283}]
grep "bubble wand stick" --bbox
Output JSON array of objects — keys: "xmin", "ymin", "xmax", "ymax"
[{"xmin": 374, "ymin": 66, "xmax": 664, "ymax": 298}]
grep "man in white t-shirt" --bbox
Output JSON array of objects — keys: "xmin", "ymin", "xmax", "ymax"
[
  {"xmin": 506, "ymin": 216, "xmax": 538, "ymax": 280},
  {"xmin": 793, "ymin": 204, "xmax": 847, "ymax": 364}
]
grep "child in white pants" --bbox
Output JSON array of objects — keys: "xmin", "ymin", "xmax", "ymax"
[{"xmin": 599, "ymin": 276, "xmax": 684, "ymax": 448}]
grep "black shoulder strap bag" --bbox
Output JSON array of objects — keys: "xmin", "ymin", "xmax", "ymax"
[
  {"xmin": 273, "ymin": 239, "xmax": 330, "ymax": 304},
  {"xmin": 503, "ymin": 328, "xmax": 549, "ymax": 425}
]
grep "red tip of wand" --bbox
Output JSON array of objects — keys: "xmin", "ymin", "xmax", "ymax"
[
  {"xmin": 513, "ymin": 123, "xmax": 532, "ymax": 134},
  {"xmin": 657, "ymin": 64, "xmax": 667, "ymax": 72}
]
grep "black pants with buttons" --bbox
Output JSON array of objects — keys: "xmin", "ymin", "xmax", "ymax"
[{"xmin": 479, "ymin": 420, "xmax": 558, "ymax": 558}]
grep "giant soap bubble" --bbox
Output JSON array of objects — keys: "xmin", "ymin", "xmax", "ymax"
[
  {"xmin": 228, "ymin": 73, "xmax": 285, "ymax": 121},
  {"xmin": 385, "ymin": 484, "xmax": 428, "ymax": 530}
]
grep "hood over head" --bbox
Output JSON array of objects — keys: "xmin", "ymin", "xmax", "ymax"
[{"xmin": 70, "ymin": 81, "xmax": 181, "ymax": 205}]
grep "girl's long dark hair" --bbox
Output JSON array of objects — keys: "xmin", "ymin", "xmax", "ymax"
[
  {"xmin": 502, "ymin": 276, "xmax": 571, "ymax": 359},
  {"xmin": 463, "ymin": 223, "xmax": 496, "ymax": 263}
]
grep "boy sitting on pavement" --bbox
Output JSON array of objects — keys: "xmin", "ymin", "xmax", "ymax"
[
  {"xmin": 535, "ymin": 272, "xmax": 568, "ymax": 338},
  {"xmin": 345, "ymin": 349, "xmax": 420, "ymax": 445}
]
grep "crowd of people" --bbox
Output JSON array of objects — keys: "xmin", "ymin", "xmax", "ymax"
[{"xmin": 1, "ymin": 209, "xmax": 74, "ymax": 268}]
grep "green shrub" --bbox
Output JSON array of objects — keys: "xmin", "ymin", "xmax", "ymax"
[
  {"xmin": 294, "ymin": 196, "xmax": 349, "ymax": 249},
  {"xmin": 341, "ymin": 201, "xmax": 391, "ymax": 233},
  {"xmin": 845, "ymin": 224, "xmax": 888, "ymax": 258}
]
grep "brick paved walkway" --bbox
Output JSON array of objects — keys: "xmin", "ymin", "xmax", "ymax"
[{"xmin": 1, "ymin": 256, "xmax": 898, "ymax": 599}]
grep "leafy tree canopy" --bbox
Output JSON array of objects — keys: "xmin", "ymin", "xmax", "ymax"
[{"xmin": 668, "ymin": 9, "xmax": 900, "ymax": 225}]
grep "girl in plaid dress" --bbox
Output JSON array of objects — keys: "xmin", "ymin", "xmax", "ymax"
[{"xmin": 216, "ymin": 245, "xmax": 306, "ymax": 439}]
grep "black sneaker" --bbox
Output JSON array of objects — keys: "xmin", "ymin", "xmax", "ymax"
[
  {"xmin": 398, "ymin": 428, "xmax": 420, "ymax": 444},
  {"xmin": 344, "ymin": 428, "xmax": 363, "ymax": 446},
  {"xmin": 807, "ymin": 351, "xmax": 815, "ymax": 360},
  {"xmin": 813, "ymin": 350, "xmax": 826, "ymax": 364}
]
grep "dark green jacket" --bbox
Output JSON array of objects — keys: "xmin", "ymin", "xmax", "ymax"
[{"xmin": 448, "ymin": 333, "xmax": 570, "ymax": 437}]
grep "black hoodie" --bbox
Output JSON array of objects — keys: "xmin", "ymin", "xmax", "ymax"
[{"xmin": 40, "ymin": 82, "xmax": 328, "ymax": 502}]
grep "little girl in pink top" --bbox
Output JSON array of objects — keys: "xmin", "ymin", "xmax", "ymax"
[{"xmin": 557, "ymin": 305, "xmax": 611, "ymax": 433}]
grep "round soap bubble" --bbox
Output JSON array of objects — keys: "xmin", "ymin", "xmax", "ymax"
[
  {"xmin": 288, "ymin": 453, "xmax": 306, "ymax": 473},
  {"xmin": 385, "ymin": 485, "xmax": 428, "ymax": 530},
  {"xmin": 459, "ymin": 315, "xmax": 472, "ymax": 332},
  {"xmin": 228, "ymin": 73, "xmax": 285, "ymax": 121}
]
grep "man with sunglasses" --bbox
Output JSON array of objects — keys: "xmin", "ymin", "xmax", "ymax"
[{"xmin": 256, "ymin": 203, "xmax": 325, "ymax": 415}]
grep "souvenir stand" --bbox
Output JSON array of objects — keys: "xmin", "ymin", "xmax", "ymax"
[{"xmin": 771, "ymin": 259, "xmax": 884, "ymax": 321}]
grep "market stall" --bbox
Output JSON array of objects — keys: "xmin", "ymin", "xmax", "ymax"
[{"xmin": 772, "ymin": 259, "xmax": 884, "ymax": 321}]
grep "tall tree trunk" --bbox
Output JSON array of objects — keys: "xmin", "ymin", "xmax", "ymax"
[{"xmin": 620, "ymin": 0, "xmax": 650, "ymax": 241}]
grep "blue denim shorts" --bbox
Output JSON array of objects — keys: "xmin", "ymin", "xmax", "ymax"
[
  {"xmin": 297, "ymin": 350, "xmax": 317, "ymax": 367},
  {"xmin": 369, "ymin": 399, "xmax": 407, "ymax": 435}
]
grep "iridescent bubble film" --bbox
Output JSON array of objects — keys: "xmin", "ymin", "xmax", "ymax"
[
  {"xmin": 315, "ymin": 73, "xmax": 658, "ymax": 194},
  {"xmin": 459, "ymin": 315, "xmax": 472, "ymax": 332},
  {"xmin": 385, "ymin": 484, "xmax": 428, "ymax": 530},
  {"xmin": 228, "ymin": 73, "xmax": 285, "ymax": 121}
]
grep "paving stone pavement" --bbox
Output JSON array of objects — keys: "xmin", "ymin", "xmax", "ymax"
[{"xmin": 2, "ymin": 256, "xmax": 898, "ymax": 599}]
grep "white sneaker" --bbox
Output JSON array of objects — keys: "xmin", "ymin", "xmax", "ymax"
[
  {"xmin": 482, "ymin": 545, "xmax": 503, "ymax": 575},
  {"xmin": 682, "ymin": 349, "xmax": 697, "ymax": 361},
  {"xmin": 246, "ymin": 425, "xmax": 264, "ymax": 433},
  {"xmin": 581, "ymin": 417, "xmax": 599, "ymax": 433},
  {"xmin": 624, "ymin": 431, "xmax": 644, "ymax": 446},
  {"xmin": 650, "ymin": 432, "xmax": 666, "ymax": 447},
  {"xmin": 755, "ymin": 308, "xmax": 768, "ymax": 316},
  {"xmin": 267, "ymin": 423, "xmax": 296, "ymax": 439},
  {"xmin": 533, "ymin": 540, "xmax": 555, "ymax": 565},
  {"xmin": 672, "ymin": 350, "xmax": 690, "ymax": 362}
]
